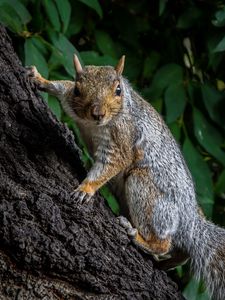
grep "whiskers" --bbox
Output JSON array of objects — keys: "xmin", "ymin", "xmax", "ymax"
[
  {"xmin": 71, "ymin": 102, "xmax": 84, "ymax": 110},
  {"xmin": 70, "ymin": 101, "xmax": 86, "ymax": 115}
]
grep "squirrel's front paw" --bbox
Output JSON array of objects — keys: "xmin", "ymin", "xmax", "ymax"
[
  {"xmin": 26, "ymin": 66, "xmax": 46, "ymax": 90},
  {"xmin": 70, "ymin": 186, "xmax": 93, "ymax": 204}
]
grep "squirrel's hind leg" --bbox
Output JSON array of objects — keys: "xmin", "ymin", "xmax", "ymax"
[
  {"xmin": 123, "ymin": 168, "xmax": 179, "ymax": 256},
  {"xmin": 118, "ymin": 215, "xmax": 189, "ymax": 269}
]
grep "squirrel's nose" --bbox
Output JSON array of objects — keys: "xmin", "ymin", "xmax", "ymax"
[{"xmin": 91, "ymin": 106, "xmax": 106, "ymax": 121}]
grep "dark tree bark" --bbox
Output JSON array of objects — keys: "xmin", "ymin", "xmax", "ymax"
[{"xmin": 0, "ymin": 26, "xmax": 185, "ymax": 300}]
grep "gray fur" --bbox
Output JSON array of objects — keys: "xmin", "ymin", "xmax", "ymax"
[{"xmin": 121, "ymin": 81, "xmax": 225, "ymax": 300}]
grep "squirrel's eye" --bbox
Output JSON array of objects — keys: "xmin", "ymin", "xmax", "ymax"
[
  {"xmin": 74, "ymin": 86, "xmax": 80, "ymax": 97},
  {"xmin": 115, "ymin": 84, "xmax": 121, "ymax": 96}
]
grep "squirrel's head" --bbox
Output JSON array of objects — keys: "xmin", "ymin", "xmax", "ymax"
[{"xmin": 70, "ymin": 55, "xmax": 125, "ymax": 126}]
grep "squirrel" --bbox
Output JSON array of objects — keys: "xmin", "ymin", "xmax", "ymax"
[{"xmin": 27, "ymin": 55, "xmax": 225, "ymax": 300}]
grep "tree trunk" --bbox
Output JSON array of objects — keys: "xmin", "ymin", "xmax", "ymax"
[{"xmin": 0, "ymin": 26, "xmax": 184, "ymax": 300}]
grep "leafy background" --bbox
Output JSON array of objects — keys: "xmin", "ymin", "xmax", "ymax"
[{"xmin": 0, "ymin": 0, "xmax": 225, "ymax": 299}]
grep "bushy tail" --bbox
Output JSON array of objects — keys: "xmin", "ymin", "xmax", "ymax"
[{"xmin": 189, "ymin": 217, "xmax": 225, "ymax": 300}]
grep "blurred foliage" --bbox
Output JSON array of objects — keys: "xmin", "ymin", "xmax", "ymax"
[{"xmin": 1, "ymin": 0, "xmax": 225, "ymax": 298}]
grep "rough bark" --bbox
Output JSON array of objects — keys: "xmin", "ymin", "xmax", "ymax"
[{"xmin": 0, "ymin": 26, "xmax": 184, "ymax": 300}]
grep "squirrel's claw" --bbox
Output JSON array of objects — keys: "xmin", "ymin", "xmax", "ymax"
[
  {"xmin": 117, "ymin": 216, "xmax": 137, "ymax": 238},
  {"xmin": 117, "ymin": 216, "xmax": 132, "ymax": 228},
  {"xmin": 26, "ymin": 65, "xmax": 38, "ymax": 75},
  {"xmin": 26, "ymin": 65, "xmax": 39, "ymax": 80},
  {"xmin": 70, "ymin": 188, "xmax": 93, "ymax": 204},
  {"xmin": 26, "ymin": 66, "xmax": 45, "ymax": 90},
  {"xmin": 153, "ymin": 253, "xmax": 172, "ymax": 261}
]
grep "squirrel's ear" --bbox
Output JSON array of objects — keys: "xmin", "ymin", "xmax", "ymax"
[
  {"xmin": 115, "ymin": 55, "xmax": 125, "ymax": 76},
  {"xmin": 73, "ymin": 54, "xmax": 83, "ymax": 76}
]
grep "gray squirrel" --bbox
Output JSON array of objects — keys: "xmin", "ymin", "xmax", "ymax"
[{"xmin": 27, "ymin": 55, "xmax": 225, "ymax": 300}]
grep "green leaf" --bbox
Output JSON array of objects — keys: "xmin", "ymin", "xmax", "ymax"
[
  {"xmin": 48, "ymin": 96, "xmax": 61, "ymax": 120},
  {"xmin": 24, "ymin": 38, "xmax": 49, "ymax": 78},
  {"xmin": 164, "ymin": 83, "xmax": 187, "ymax": 123},
  {"xmin": 201, "ymin": 84, "xmax": 224, "ymax": 128},
  {"xmin": 176, "ymin": 265, "xmax": 183, "ymax": 278},
  {"xmin": 43, "ymin": 0, "xmax": 61, "ymax": 32},
  {"xmin": 49, "ymin": 32, "xmax": 81, "ymax": 77},
  {"xmin": 29, "ymin": 0, "xmax": 44, "ymax": 33},
  {"xmin": 78, "ymin": 0, "xmax": 102, "ymax": 18},
  {"xmin": 177, "ymin": 6, "xmax": 202, "ymax": 29},
  {"xmin": 183, "ymin": 278, "xmax": 210, "ymax": 300},
  {"xmin": 149, "ymin": 64, "xmax": 183, "ymax": 99},
  {"xmin": 153, "ymin": 64, "xmax": 183, "ymax": 90},
  {"xmin": 80, "ymin": 51, "xmax": 117, "ymax": 66},
  {"xmin": 123, "ymin": 54, "xmax": 141, "ymax": 80},
  {"xmin": 7, "ymin": 0, "xmax": 31, "ymax": 24},
  {"xmin": 0, "ymin": 0, "xmax": 31, "ymax": 27},
  {"xmin": 143, "ymin": 51, "xmax": 160, "ymax": 79},
  {"xmin": 49, "ymin": 70, "xmax": 71, "ymax": 81},
  {"xmin": 0, "ymin": 3, "xmax": 23, "ymax": 33},
  {"xmin": 183, "ymin": 277, "xmax": 199, "ymax": 300},
  {"xmin": 159, "ymin": 0, "xmax": 167, "ymax": 16},
  {"xmin": 31, "ymin": 36, "xmax": 49, "ymax": 56},
  {"xmin": 95, "ymin": 30, "xmax": 117, "ymax": 57},
  {"xmin": 168, "ymin": 122, "xmax": 181, "ymax": 141},
  {"xmin": 54, "ymin": 0, "xmax": 71, "ymax": 33},
  {"xmin": 212, "ymin": 7, "xmax": 225, "ymax": 27},
  {"xmin": 193, "ymin": 109, "xmax": 225, "ymax": 167},
  {"xmin": 207, "ymin": 34, "xmax": 224, "ymax": 71},
  {"xmin": 40, "ymin": 92, "xmax": 48, "ymax": 103},
  {"xmin": 150, "ymin": 98, "xmax": 163, "ymax": 113},
  {"xmin": 213, "ymin": 35, "xmax": 225, "ymax": 52},
  {"xmin": 197, "ymin": 291, "xmax": 210, "ymax": 300},
  {"xmin": 100, "ymin": 186, "xmax": 120, "ymax": 215},
  {"xmin": 215, "ymin": 170, "xmax": 225, "ymax": 195},
  {"xmin": 183, "ymin": 138, "xmax": 214, "ymax": 217},
  {"xmin": 67, "ymin": 9, "xmax": 84, "ymax": 36}
]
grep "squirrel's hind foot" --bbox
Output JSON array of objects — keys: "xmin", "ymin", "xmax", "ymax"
[
  {"xmin": 117, "ymin": 215, "xmax": 171, "ymax": 256},
  {"xmin": 117, "ymin": 216, "xmax": 137, "ymax": 238}
]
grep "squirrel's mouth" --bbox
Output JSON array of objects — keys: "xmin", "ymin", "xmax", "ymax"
[
  {"xmin": 95, "ymin": 117, "xmax": 110, "ymax": 126},
  {"xmin": 94, "ymin": 114, "xmax": 114, "ymax": 126},
  {"xmin": 76, "ymin": 115, "xmax": 110, "ymax": 126}
]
